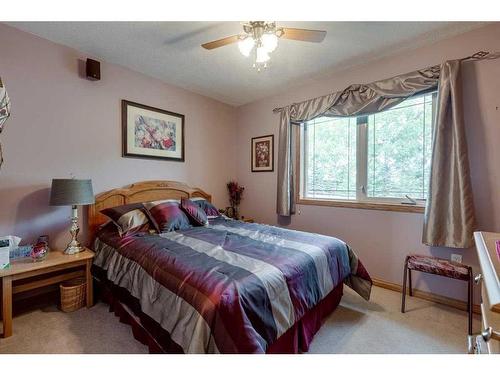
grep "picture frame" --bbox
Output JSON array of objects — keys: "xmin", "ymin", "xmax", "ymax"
[
  {"xmin": 122, "ymin": 100, "xmax": 185, "ymax": 162},
  {"xmin": 251, "ymin": 134, "xmax": 274, "ymax": 172}
]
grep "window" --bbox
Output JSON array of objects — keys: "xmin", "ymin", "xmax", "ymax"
[{"xmin": 300, "ymin": 92, "xmax": 436, "ymax": 207}]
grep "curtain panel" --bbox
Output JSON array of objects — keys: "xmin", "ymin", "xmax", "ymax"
[
  {"xmin": 276, "ymin": 60, "xmax": 477, "ymax": 248},
  {"xmin": 422, "ymin": 60, "xmax": 476, "ymax": 248}
]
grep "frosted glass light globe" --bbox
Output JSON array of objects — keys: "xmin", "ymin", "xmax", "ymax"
[
  {"xmin": 238, "ymin": 37, "xmax": 255, "ymax": 57},
  {"xmin": 262, "ymin": 33, "xmax": 278, "ymax": 53},
  {"xmin": 256, "ymin": 46, "xmax": 270, "ymax": 63}
]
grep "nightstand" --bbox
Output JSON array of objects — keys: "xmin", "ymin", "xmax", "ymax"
[{"xmin": 0, "ymin": 247, "xmax": 94, "ymax": 338}]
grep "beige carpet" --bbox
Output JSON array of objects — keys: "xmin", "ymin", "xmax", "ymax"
[{"xmin": 0, "ymin": 286, "xmax": 477, "ymax": 354}]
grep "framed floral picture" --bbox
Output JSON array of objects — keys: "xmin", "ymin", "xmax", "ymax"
[
  {"xmin": 251, "ymin": 134, "xmax": 274, "ymax": 172},
  {"xmin": 122, "ymin": 100, "xmax": 185, "ymax": 162}
]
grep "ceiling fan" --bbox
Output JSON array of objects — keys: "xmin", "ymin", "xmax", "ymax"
[{"xmin": 202, "ymin": 21, "xmax": 327, "ymax": 71}]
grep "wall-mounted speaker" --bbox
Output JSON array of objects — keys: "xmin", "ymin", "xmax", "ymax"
[{"xmin": 86, "ymin": 58, "xmax": 101, "ymax": 81}]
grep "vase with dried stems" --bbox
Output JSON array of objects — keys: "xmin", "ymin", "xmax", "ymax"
[{"xmin": 226, "ymin": 181, "xmax": 244, "ymax": 220}]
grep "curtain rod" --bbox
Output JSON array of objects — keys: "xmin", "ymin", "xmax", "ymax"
[{"xmin": 272, "ymin": 50, "xmax": 495, "ymax": 114}]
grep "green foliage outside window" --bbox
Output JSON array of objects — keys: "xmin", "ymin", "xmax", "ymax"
[{"xmin": 303, "ymin": 92, "xmax": 435, "ymax": 201}]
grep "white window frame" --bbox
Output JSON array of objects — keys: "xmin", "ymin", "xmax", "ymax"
[{"xmin": 298, "ymin": 91, "xmax": 436, "ymax": 212}]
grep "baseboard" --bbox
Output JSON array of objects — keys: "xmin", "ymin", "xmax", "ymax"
[{"xmin": 371, "ymin": 277, "xmax": 484, "ymax": 315}]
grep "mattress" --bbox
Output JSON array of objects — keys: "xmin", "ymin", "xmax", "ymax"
[{"xmin": 93, "ymin": 217, "xmax": 372, "ymax": 353}]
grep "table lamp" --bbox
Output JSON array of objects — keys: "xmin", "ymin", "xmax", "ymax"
[{"xmin": 50, "ymin": 179, "xmax": 95, "ymax": 255}]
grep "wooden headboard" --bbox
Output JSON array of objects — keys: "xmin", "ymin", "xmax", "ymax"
[{"xmin": 87, "ymin": 180, "xmax": 211, "ymax": 241}]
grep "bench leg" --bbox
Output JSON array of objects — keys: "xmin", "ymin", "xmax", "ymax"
[
  {"xmin": 408, "ymin": 269, "xmax": 413, "ymax": 296},
  {"xmin": 401, "ymin": 257, "xmax": 409, "ymax": 313},
  {"xmin": 468, "ymin": 271, "xmax": 473, "ymax": 335}
]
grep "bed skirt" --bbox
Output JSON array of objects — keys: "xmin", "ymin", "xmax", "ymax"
[{"xmin": 93, "ymin": 266, "xmax": 343, "ymax": 354}]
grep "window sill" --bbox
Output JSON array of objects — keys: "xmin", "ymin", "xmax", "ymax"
[{"xmin": 297, "ymin": 198, "xmax": 425, "ymax": 213}]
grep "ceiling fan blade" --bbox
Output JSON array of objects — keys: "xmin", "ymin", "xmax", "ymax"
[
  {"xmin": 201, "ymin": 35, "xmax": 240, "ymax": 50},
  {"xmin": 281, "ymin": 28, "xmax": 326, "ymax": 43}
]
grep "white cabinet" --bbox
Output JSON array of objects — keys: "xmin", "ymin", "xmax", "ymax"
[{"xmin": 470, "ymin": 232, "xmax": 500, "ymax": 354}]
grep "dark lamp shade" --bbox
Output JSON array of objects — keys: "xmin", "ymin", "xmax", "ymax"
[{"xmin": 50, "ymin": 179, "xmax": 95, "ymax": 206}]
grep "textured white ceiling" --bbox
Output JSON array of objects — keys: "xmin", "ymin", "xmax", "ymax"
[{"xmin": 8, "ymin": 21, "xmax": 486, "ymax": 106}]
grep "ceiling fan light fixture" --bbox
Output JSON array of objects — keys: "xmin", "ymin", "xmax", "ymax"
[
  {"xmin": 238, "ymin": 36, "xmax": 254, "ymax": 57},
  {"xmin": 202, "ymin": 22, "xmax": 326, "ymax": 72}
]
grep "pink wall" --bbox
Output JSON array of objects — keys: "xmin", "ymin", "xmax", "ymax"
[
  {"xmin": 0, "ymin": 23, "xmax": 236, "ymax": 249},
  {"xmin": 234, "ymin": 23, "xmax": 500, "ymax": 303}
]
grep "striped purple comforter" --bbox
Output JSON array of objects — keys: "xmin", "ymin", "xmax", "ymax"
[{"xmin": 93, "ymin": 217, "xmax": 372, "ymax": 353}]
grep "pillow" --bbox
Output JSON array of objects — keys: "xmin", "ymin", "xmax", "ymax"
[
  {"xmin": 190, "ymin": 197, "xmax": 220, "ymax": 217},
  {"xmin": 180, "ymin": 197, "xmax": 208, "ymax": 226},
  {"xmin": 143, "ymin": 199, "xmax": 191, "ymax": 233},
  {"xmin": 101, "ymin": 203, "xmax": 154, "ymax": 236}
]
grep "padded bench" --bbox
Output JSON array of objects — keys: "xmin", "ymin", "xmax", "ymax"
[{"xmin": 401, "ymin": 254, "xmax": 473, "ymax": 334}]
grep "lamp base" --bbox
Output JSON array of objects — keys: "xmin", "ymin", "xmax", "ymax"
[
  {"xmin": 64, "ymin": 205, "xmax": 84, "ymax": 255},
  {"xmin": 64, "ymin": 241, "xmax": 84, "ymax": 255}
]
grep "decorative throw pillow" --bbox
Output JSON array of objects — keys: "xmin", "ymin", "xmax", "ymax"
[
  {"xmin": 101, "ymin": 203, "xmax": 154, "ymax": 237},
  {"xmin": 190, "ymin": 197, "xmax": 220, "ymax": 217},
  {"xmin": 143, "ymin": 199, "xmax": 192, "ymax": 233},
  {"xmin": 180, "ymin": 197, "xmax": 208, "ymax": 226}
]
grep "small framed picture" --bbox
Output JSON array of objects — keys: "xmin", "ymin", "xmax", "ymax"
[
  {"xmin": 251, "ymin": 135, "xmax": 274, "ymax": 172},
  {"xmin": 122, "ymin": 100, "xmax": 185, "ymax": 162}
]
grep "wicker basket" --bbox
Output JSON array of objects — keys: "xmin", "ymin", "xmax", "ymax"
[{"xmin": 60, "ymin": 278, "xmax": 86, "ymax": 312}]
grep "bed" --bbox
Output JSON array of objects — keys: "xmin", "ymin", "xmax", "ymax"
[{"xmin": 88, "ymin": 180, "xmax": 372, "ymax": 354}]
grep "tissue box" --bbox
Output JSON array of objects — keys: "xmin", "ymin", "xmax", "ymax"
[
  {"xmin": 0, "ymin": 236, "xmax": 22, "ymax": 269},
  {"xmin": 0, "ymin": 241, "xmax": 10, "ymax": 269}
]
